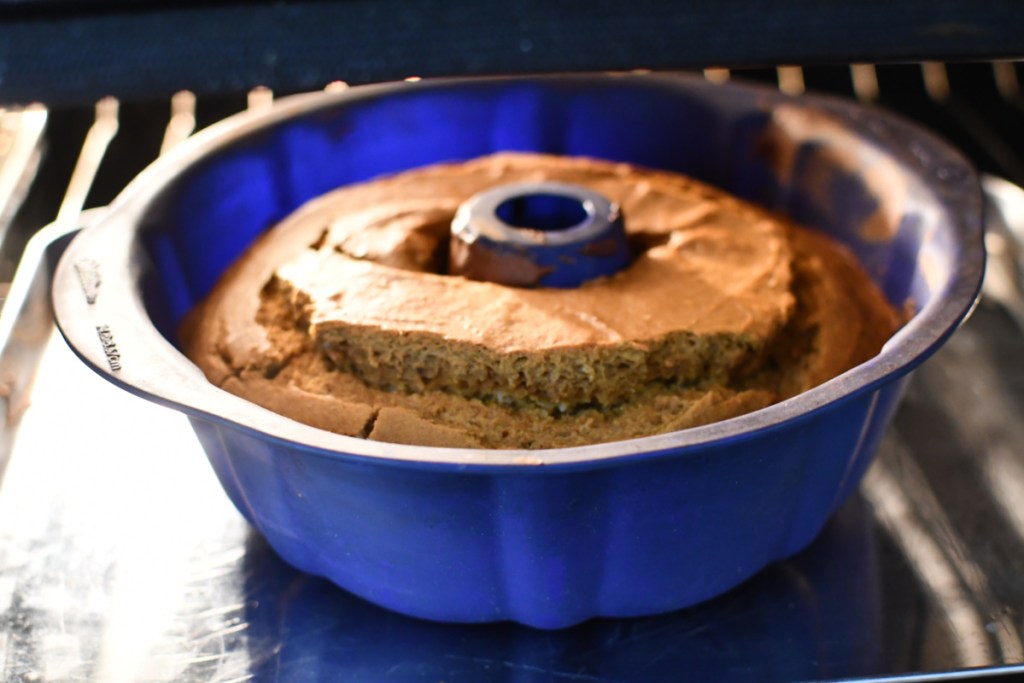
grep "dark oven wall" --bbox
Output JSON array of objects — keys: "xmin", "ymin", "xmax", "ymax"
[{"xmin": 1, "ymin": 0, "xmax": 1022, "ymax": 105}]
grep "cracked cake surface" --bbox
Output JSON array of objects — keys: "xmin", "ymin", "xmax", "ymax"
[{"xmin": 181, "ymin": 152, "xmax": 901, "ymax": 449}]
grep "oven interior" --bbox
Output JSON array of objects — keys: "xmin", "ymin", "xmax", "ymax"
[{"xmin": 1, "ymin": 4, "xmax": 1024, "ymax": 681}]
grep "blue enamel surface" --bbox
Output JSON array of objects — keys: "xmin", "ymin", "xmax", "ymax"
[
  {"xmin": 240, "ymin": 494, "xmax": 881, "ymax": 682},
  {"xmin": 185, "ymin": 377, "xmax": 907, "ymax": 628},
  {"xmin": 453, "ymin": 181, "xmax": 633, "ymax": 287},
  {"xmin": 59, "ymin": 75, "xmax": 983, "ymax": 628}
]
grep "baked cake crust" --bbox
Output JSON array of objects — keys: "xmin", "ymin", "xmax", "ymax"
[{"xmin": 182, "ymin": 153, "xmax": 901, "ymax": 449}]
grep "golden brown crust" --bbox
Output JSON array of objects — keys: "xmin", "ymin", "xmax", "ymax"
[
  {"xmin": 368, "ymin": 407, "xmax": 484, "ymax": 448},
  {"xmin": 182, "ymin": 153, "xmax": 901, "ymax": 449},
  {"xmin": 222, "ymin": 374, "xmax": 376, "ymax": 436}
]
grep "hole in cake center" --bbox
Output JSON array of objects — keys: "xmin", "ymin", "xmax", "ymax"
[{"xmin": 494, "ymin": 192, "xmax": 590, "ymax": 232}]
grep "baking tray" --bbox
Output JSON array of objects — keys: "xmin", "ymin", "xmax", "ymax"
[{"xmin": 1, "ymin": 201, "xmax": 1024, "ymax": 682}]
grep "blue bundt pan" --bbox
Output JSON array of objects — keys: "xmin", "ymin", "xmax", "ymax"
[{"xmin": 52, "ymin": 74, "xmax": 984, "ymax": 629}]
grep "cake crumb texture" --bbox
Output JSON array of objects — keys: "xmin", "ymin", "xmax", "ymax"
[{"xmin": 182, "ymin": 153, "xmax": 902, "ymax": 449}]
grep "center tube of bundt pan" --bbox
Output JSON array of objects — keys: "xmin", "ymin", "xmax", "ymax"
[{"xmin": 449, "ymin": 181, "xmax": 632, "ymax": 288}]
